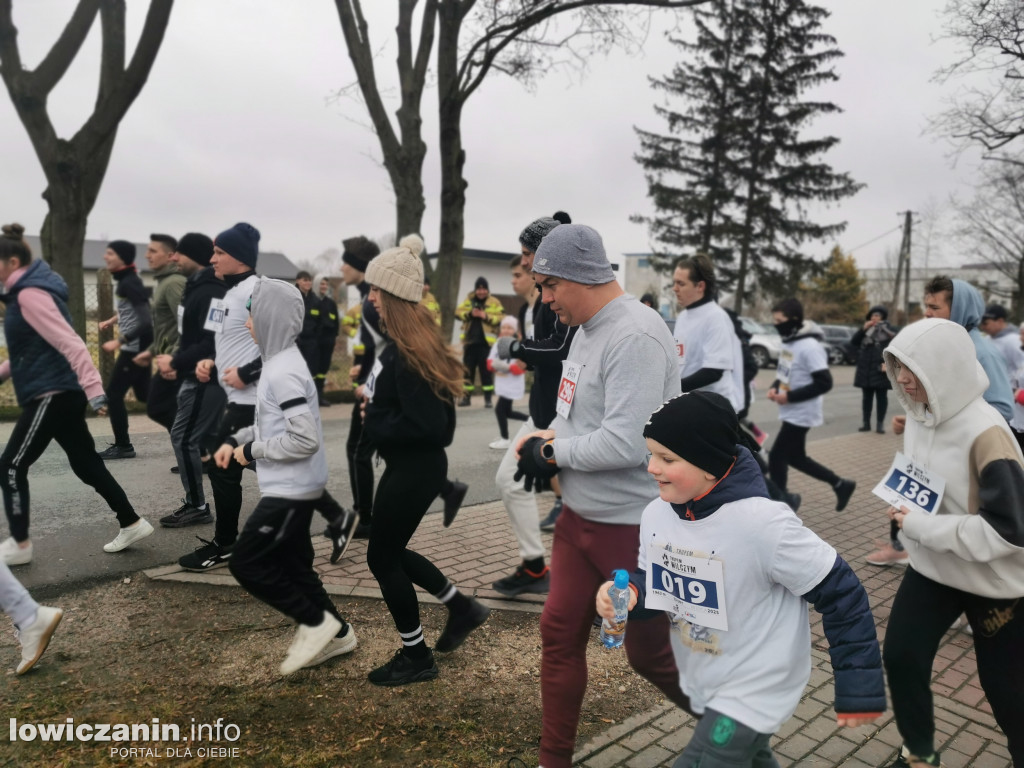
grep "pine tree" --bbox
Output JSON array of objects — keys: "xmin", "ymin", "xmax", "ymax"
[
  {"xmin": 633, "ymin": 0, "xmax": 863, "ymax": 314},
  {"xmin": 800, "ymin": 246, "xmax": 867, "ymax": 323}
]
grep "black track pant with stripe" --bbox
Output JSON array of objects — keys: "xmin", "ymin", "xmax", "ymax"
[
  {"xmin": 229, "ymin": 495, "xmax": 344, "ymax": 627},
  {"xmin": 1, "ymin": 390, "xmax": 138, "ymax": 542},
  {"xmin": 171, "ymin": 378, "xmax": 226, "ymax": 509}
]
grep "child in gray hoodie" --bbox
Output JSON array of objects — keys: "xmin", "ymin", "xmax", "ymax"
[{"xmin": 214, "ymin": 277, "xmax": 355, "ymax": 676}]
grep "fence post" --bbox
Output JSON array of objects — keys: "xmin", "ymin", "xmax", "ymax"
[{"xmin": 96, "ymin": 268, "xmax": 114, "ymax": 385}]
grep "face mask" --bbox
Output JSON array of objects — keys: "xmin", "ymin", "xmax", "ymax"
[{"xmin": 774, "ymin": 318, "xmax": 800, "ymax": 338}]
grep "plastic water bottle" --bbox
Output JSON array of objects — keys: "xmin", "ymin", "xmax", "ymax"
[{"xmin": 600, "ymin": 569, "xmax": 630, "ymax": 649}]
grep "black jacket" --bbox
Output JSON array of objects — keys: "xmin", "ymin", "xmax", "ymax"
[
  {"xmin": 852, "ymin": 322, "xmax": 896, "ymax": 390},
  {"xmin": 319, "ymin": 294, "xmax": 340, "ymax": 336},
  {"xmin": 299, "ymin": 290, "xmax": 321, "ymax": 343},
  {"xmin": 513, "ymin": 295, "xmax": 577, "ymax": 429},
  {"xmin": 170, "ymin": 267, "xmax": 227, "ymax": 379},
  {"xmin": 363, "ymin": 344, "xmax": 455, "ymax": 455}
]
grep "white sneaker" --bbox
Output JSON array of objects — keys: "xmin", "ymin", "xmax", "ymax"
[
  {"xmin": 302, "ymin": 623, "xmax": 358, "ymax": 668},
  {"xmin": 0, "ymin": 536, "xmax": 32, "ymax": 566},
  {"xmin": 489, "ymin": 438, "xmax": 510, "ymax": 450},
  {"xmin": 280, "ymin": 612, "xmax": 342, "ymax": 675},
  {"xmin": 16, "ymin": 605, "xmax": 63, "ymax": 674},
  {"xmin": 103, "ymin": 518, "xmax": 154, "ymax": 553}
]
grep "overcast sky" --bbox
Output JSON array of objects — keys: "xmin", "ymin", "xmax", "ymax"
[{"xmin": 0, "ymin": 1, "xmax": 981, "ymax": 273}]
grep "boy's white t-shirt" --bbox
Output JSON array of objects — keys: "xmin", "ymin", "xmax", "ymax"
[
  {"xmin": 776, "ymin": 336, "xmax": 828, "ymax": 428},
  {"xmin": 638, "ymin": 496, "xmax": 836, "ymax": 734},
  {"xmin": 673, "ymin": 303, "xmax": 745, "ymax": 412}
]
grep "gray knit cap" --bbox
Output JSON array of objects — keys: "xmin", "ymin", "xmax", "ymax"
[
  {"xmin": 519, "ymin": 217, "xmax": 560, "ymax": 254},
  {"xmin": 532, "ymin": 224, "xmax": 615, "ymax": 285}
]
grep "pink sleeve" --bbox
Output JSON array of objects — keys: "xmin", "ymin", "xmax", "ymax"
[
  {"xmin": 0, "ymin": 360, "xmax": 9, "ymax": 381},
  {"xmin": 18, "ymin": 287, "xmax": 105, "ymax": 400}
]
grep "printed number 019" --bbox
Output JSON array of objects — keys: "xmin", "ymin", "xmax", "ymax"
[
  {"xmin": 894, "ymin": 475, "xmax": 931, "ymax": 508},
  {"xmin": 661, "ymin": 571, "xmax": 706, "ymax": 604}
]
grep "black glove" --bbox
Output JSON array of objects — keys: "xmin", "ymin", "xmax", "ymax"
[{"xmin": 514, "ymin": 436, "xmax": 560, "ymax": 493}]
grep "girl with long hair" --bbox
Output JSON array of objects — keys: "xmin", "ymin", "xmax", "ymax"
[{"xmin": 361, "ymin": 234, "xmax": 490, "ymax": 686}]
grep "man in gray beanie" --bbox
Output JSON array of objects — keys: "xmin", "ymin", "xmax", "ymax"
[{"xmin": 512, "ymin": 222, "xmax": 689, "ymax": 768}]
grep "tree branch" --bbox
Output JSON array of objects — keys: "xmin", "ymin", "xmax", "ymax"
[{"xmin": 32, "ymin": 0, "xmax": 101, "ymax": 95}]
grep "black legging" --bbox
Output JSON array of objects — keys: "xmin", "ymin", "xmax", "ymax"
[
  {"xmin": 366, "ymin": 448, "xmax": 451, "ymax": 638},
  {"xmin": 346, "ymin": 401, "xmax": 375, "ymax": 520},
  {"xmin": 884, "ymin": 567, "xmax": 1024, "ymax": 765},
  {"xmin": 768, "ymin": 421, "xmax": 840, "ymax": 493},
  {"xmin": 1, "ymin": 390, "xmax": 138, "ymax": 541},
  {"xmin": 106, "ymin": 349, "xmax": 150, "ymax": 446},
  {"xmin": 860, "ymin": 387, "xmax": 888, "ymax": 426},
  {"xmin": 495, "ymin": 396, "xmax": 528, "ymax": 439}
]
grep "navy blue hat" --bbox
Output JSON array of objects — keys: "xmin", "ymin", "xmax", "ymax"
[
  {"xmin": 107, "ymin": 240, "xmax": 136, "ymax": 266},
  {"xmin": 215, "ymin": 222, "xmax": 260, "ymax": 269}
]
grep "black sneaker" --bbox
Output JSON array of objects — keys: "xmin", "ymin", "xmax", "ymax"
[
  {"xmin": 435, "ymin": 598, "xmax": 491, "ymax": 653},
  {"xmin": 457, "ymin": 395, "xmax": 471, "ymax": 407},
  {"xmin": 539, "ymin": 498, "xmax": 562, "ymax": 532},
  {"xmin": 325, "ymin": 509, "xmax": 359, "ymax": 564},
  {"xmin": 98, "ymin": 443, "xmax": 135, "ymax": 460},
  {"xmin": 441, "ymin": 480, "xmax": 468, "ymax": 528},
  {"xmin": 784, "ymin": 492, "xmax": 802, "ymax": 512},
  {"xmin": 492, "ymin": 565, "xmax": 550, "ymax": 597},
  {"xmin": 352, "ymin": 522, "xmax": 371, "ymax": 540},
  {"xmin": 484, "ymin": 399, "xmax": 493, "ymax": 409},
  {"xmin": 160, "ymin": 501, "xmax": 214, "ymax": 528},
  {"xmin": 887, "ymin": 746, "xmax": 940, "ymax": 767},
  {"xmin": 834, "ymin": 478, "xmax": 856, "ymax": 512},
  {"xmin": 178, "ymin": 537, "xmax": 231, "ymax": 571},
  {"xmin": 367, "ymin": 649, "xmax": 438, "ymax": 686}
]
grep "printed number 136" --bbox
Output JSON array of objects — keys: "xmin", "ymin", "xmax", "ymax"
[{"xmin": 895, "ymin": 475, "xmax": 931, "ymax": 508}]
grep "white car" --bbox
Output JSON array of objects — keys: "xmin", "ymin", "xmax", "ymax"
[{"xmin": 739, "ymin": 316, "xmax": 783, "ymax": 369}]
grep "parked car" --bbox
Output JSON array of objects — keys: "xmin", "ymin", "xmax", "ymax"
[
  {"xmin": 739, "ymin": 316, "xmax": 783, "ymax": 369},
  {"xmin": 820, "ymin": 324, "xmax": 858, "ymax": 365},
  {"xmin": 664, "ymin": 315, "xmax": 783, "ymax": 370}
]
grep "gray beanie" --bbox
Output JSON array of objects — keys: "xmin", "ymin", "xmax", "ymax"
[
  {"xmin": 519, "ymin": 217, "xmax": 560, "ymax": 254},
  {"xmin": 532, "ymin": 224, "xmax": 615, "ymax": 285},
  {"xmin": 364, "ymin": 234, "xmax": 425, "ymax": 303}
]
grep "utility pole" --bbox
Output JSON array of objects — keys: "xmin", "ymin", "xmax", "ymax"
[{"xmin": 890, "ymin": 212, "xmax": 914, "ymax": 322}]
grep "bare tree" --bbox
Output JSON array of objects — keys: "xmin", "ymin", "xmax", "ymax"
[
  {"xmin": 334, "ymin": 1, "xmax": 707, "ymax": 336},
  {"xmin": 950, "ymin": 160, "xmax": 1024, "ymax": 314},
  {"xmin": 932, "ymin": 0, "xmax": 1024, "ymax": 164},
  {"xmin": 0, "ymin": 0, "xmax": 174, "ymax": 334}
]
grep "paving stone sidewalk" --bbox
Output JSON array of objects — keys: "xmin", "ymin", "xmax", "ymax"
[{"xmin": 148, "ymin": 430, "xmax": 1013, "ymax": 767}]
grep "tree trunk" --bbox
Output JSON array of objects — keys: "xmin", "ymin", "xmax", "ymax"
[
  {"xmin": 39, "ymin": 201, "xmax": 89, "ymax": 336},
  {"xmin": 435, "ymin": 2, "xmax": 466, "ymax": 341}
]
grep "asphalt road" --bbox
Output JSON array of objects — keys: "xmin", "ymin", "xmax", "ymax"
[{"xmin": 7, "ymin": 365, "xmax": 867, "ymax": 596}]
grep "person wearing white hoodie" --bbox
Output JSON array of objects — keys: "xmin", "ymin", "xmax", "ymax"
[
  {"xmin": 880, "ymin": 318, "xmax": 1024, "ymax": 768},
  {"xmin": 214, "ymin": 277, "xmax": 356, "ymax": 676}
]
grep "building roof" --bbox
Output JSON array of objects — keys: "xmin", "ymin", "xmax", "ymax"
[{"xmin": 24, "ymin": 235, "xmax": 300, "ymax": 280}]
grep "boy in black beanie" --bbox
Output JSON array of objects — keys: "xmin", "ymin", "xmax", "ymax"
[{"xmin": 595, "ymin": 391, "xmax": 885, "ymax": 768}]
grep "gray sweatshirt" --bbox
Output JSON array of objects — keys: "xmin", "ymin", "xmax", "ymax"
[
  {"xmin": 231, "ymin": 277, "xmax": 327, "ymax": 501},
  {"xmin": 550, "ymin": 294, "xmax": 680, "ymax": 523}
]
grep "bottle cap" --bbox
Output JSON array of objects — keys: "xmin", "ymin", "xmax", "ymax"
[{"xmin": 612, "ymin": 569, "xmax": 629, "ymax": 589}]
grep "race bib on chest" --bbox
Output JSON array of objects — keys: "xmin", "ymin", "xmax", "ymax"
[
  {"xmin": 646, "ymin": 544, "xmax": 728, "ymax": 631},
  {"xmin": 555, "ymin": 360, "xmax": 583, "ymax": 420},
  {"xmin": 177, "ymin": 304, "xmax": 184, "ymax": 335},
  {"xmin": 204, "ymin": 299, "xmax": 228, "ymax": 333},
  {"xmin": 674, "ymin": 336, "xmax": 685, "ymax": 364},
  {"xmin": 365, "ymin": 358, "xmax": 383, "ymax": 401},
  {"xmin": 872, "ymin": 451, "xmax": 945, "ymax": 516},
  {"xmin": 776, "ymin": 349, "xmax": 793, "ymax": 390}
]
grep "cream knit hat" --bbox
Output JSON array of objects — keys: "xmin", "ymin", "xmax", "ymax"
[{"xmin": 364, "ymin": 234, "xmax": 425, "ymax": 303}]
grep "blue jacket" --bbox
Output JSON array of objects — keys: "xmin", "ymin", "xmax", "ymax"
[{"xmin": 2, "ymin": 261, "xmax": 81, "ymax": 406}]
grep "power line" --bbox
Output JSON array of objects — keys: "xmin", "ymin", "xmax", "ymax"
[{"xmin": 848, "ymin": 224, "xmax": 903, "ymax": 253}]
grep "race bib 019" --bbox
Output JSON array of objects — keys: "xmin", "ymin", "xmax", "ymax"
[{"xmin": 645, "ymin": 545, "xmax": 728, "ymax": 631}]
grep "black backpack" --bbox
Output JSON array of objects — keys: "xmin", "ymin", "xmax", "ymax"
[{"xmin": 724, "ymin": 308, "xmax": 759, "ymax": 384}]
